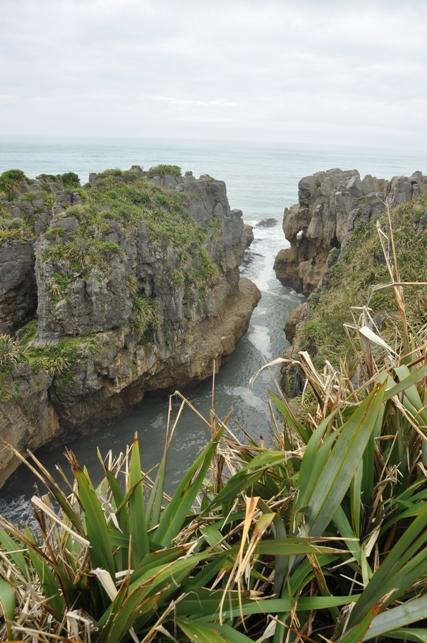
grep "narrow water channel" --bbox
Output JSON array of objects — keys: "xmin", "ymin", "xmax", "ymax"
[{"xmin": 0, "ymin": 217, "xmax": 303, "ymax": 525}]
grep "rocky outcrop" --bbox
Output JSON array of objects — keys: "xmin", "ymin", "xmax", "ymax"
[
  {"xmin": 0, "ymin": 167, "xmax": 260, "ymax": 485},
  {"xmin": 275, "ymin": 169, "xmax": 427, "ymax": 397},
  {"xmin": 243, "ymin": 224, "xmax": 254, "ymax": 249},
  {"xmin": 274, "ymin": 169, "xmax": 427, "ymax": 296}
]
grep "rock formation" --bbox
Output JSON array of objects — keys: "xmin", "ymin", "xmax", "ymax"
[
  {"xmin": 276, "ymin": 168, "xmax": 427, "ymax": 397},
  {"xmin": 0, "ymin": 167, "xmax": 260, "ymax": 485},
  {"xmin": 274, "ymin": 169, "xmax": 427, "ymax": 296}
]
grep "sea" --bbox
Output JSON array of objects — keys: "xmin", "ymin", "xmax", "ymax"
[{"xmin": 0, "ymin": 136, "xmax": 425, "ymax": 525}]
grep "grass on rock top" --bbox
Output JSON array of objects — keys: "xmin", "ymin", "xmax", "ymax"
[
  {"xmin": 42, "ymin": 167, "xmax": 220, "ymax": 287},
  {"xmin": 299, "ymin": 194, "xmax": 427, "ymax": 368},
  {"xmin": 0, "ymin": 166, "xmax": 224, "ymax": 382}
]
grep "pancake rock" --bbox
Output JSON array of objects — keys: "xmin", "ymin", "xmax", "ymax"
[
  {"xmin": 274, "ymin": 168, "xmax": 427, "ymax": 296},
  {"xmin": 0, "ymin": 167, "xmax": 260, "ymax": 485},
  {"xmin": 276, "ymin": 169, "xmax": 427, "ymax": 397}
]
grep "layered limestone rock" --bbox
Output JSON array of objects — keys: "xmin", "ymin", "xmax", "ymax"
[
  {"xmin": 277, "ymin": 169, "xmax": 427, "ymax": 397},
  {"xmin": 0, "ymin": 167, "xmax": 260, "ymax": 485},
  {"xmin": 0, "ymin": 240, "xmax": 37, "ymax": 334},
  {"xmin": 274, "ymin": 169, "xmax": 427, "ymax": 296}
]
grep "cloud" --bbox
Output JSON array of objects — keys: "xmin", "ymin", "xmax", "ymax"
[{"xmin": 0, "ymin": 0, "xmax": 426, "ymax": 151}]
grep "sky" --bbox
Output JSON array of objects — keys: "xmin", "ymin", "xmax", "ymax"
[{"xmin": 1, "ymin": 0, "xmax": 426, "ymax": 152}]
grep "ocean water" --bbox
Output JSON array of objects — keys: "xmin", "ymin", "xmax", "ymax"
[{"xmin": 0, "ymin": 137, "xmax": 425, "ymax": 524}]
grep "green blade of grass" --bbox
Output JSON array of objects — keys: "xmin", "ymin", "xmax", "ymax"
[
  {"xmin": 394, "ymin": 365, "xmax": 427, "ymax": 428},
  {"xmin": 212, "ymin": 623, "xmax": 257, "ymax": 643},
  {"xmin": 0, "ymin": 577, "xmax": 16, "ymax": 635},
  {"xmin": 207, "ymin": 451, "xmax": 287, "ymax": 511},
  {"xmin": 129, "ymin": 551, "xmax": 214, "ymax": 593},
  {"xmin": 294, "ymin": 431, "xmax": 337, "ymax": 525},
  {"xmin": 177, "ymin": 618, "xmax": 228, "ymax": 643},
  {"xmin": 350, "ymin": 463, "xmax": 363, "ymax": 539},
  {"xmin": 104, "ymin": 467, "xmax": 130, "ymax": 535},
  {"xmin": 130, "ymin": 546, "xmax": 188, "ymax": 583},
  {"xmin": 128, "ymin": 434, "xmax": 149, "ymax": 566},
  {"xmin": 270, "ymin": 391, "xmax": 310, "ymax": 443},
  {"xmin": 24, "ymin": 526, "xmax": 65, "ymax": 621},
  {"xmin": 155, "ymin": 425, "xmax": 224, "ymax": 547},
  {"xmin": 384, "ymin": 364, "xmax": 427, "ymax": 401},
  {"xmin": 289, "ymin": 554, "xmax": 339, "ymax": 595},
  {"xmin": 175, "ymin": 589, "xmax": 247, "ymax": 618},
  {"xmin": 385, "ymin": 629, "xmax": 427, "ymax": 642},
  {"xmin": 293, "ymin": 412, "xmax": 339, "ymax": 515},
  {"xmin": 361, "ymin": 407, "xmax": 384, "ymax": 514},
  {"xmin": 146, "ymin": 441, "xmax": 167, "ymax": 530},
  {"xmin": 69, "ymin": 455, "xmax": 115, "ymax": 576},
  {"xmin": 185, "ymin": 557, "xmax": 226, "ymax": 588},
  {"xmin": 198, "ymin": 595, "xmax": 358, "ymax": 621},
  {"xmin": 361, "ymin": 596, "xmax": 427, "ymax": 641},
  {"xmin": 0, "ymin": 526, "xmax": 29, "ymax": 579},
  {"xmin": 304, "ymin": 383, "xmax": 386, "ymax": 537},
  {"xmin": 97, "ymin": 584, "xmax": 167, "ymax": 643},
  {"xmin": 337, "ymin": 606, "xmax": 379, "ymax": 643},
  {"xmin": 350, "ymin": 503, "xmax": 427, "ymax": 624},
  {"xmin": 249, "ymin": 538, "xmax": 347, "ymax": 557}
]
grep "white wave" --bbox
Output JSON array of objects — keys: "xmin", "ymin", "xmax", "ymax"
[
  {"xmin": 248, "ymin": 324, "xmax": 272, "ymax": 358},
  {"xmin": 227, "ymin": 386, "xmax": 268, "ymax": 414}
]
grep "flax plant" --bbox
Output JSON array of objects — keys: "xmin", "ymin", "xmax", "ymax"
[{"xmin": 1, "ymin": 214, "xmax": 427, "ymax": 642}]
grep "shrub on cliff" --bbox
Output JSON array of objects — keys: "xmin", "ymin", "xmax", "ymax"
[
  {"xmin": 146, "ymin": 164, "xmax": 181, "ymax": 178},
  {"xmin": 0, "ymin": 169, "xmax": 31, "ymax": 201},
  {"xmin": 61, "ymin": 171, "xmax": 80, "ymax": 188}
]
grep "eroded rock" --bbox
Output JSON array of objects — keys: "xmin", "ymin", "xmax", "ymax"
[
  {"xmin": 274, "ymin": 169, "xmax": 427, "ymax": 296},
  {"xmin": 0, "ymin": 167, "xmax": 259, "ymax": 485}
]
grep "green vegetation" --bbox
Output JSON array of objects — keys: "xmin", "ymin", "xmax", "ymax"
[
  {"xmin": 43, "ymin": 238, "xmax": 124, "ymax": 275},
  {"xmin": 1, "ymin": 214, "xmax": 427, "ymax": 640},
  {"xmin": 2, "ymin": 273, "xmax": 427, "ymax": 641},
  {"xmin": 17, "ymin": 319, "xmax": 38, "ymax": 345},
  {"xmin": 41, "ymin": 169, "xmax": 220, "ymax": 298},
  {"xmin": 61, "ymin": 171, "xmax": 80, "ymax": 188},
  {"xmin": 0, "ymin": 335, "xmax": 23, "ymax": 371},
  {"xmin": 0, "ymin": 169, "xmax": 31, "ymax": 201},
  {"xmin": 146, "ymin": 163, "xmax": 181, "ymax": 178},
  {"xmin": 0, "ymin": 167, "xmax": 227, "ymax": 395},
  {"xmin": 0, "ymin": 218, "xmax": 33, "ymax": 246},
  {"xmin": 0, "ymin": 167, "xmax": 222, "ymax": 297},
  {"xmin": 299, "ymin": 194, "xmax": 427, "ymax": 368}
]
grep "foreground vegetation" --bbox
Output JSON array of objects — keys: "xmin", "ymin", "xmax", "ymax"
[{"xmin": 1, "ymin": 213, "xmax": 427, "ymax": 641}]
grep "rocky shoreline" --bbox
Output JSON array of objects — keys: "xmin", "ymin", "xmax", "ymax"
[{"xmin": 0, "ymin": 166, "xmax": 260, "ymax": 485}]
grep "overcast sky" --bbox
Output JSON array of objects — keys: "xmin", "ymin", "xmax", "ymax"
[{"xmin": 1, "ymin": 0, "xmax": 426, "ymax": 152}]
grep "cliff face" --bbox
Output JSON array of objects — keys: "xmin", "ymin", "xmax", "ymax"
[
  {"xmin": 0, "ymin": 167, "xmax": 260, "ymax": 485},
  {"xmin": 274, "ymin": 168, "xmax": 427, "ymax": 296},
  {"xmin": 277, "ymin": 169, "xmax": 427, "ymax": 398}
]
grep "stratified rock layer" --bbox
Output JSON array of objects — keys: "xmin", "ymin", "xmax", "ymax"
[
  {"xmin": 274, "ymin": 169, "xmax": 427, "ymax": 296},
  {"xmin": 276, "ymin": 168, "xmax": 427, "ymax": 397},
  {"xmin": 0, "ymin": 168, "xmax": 260, "ymax": 485}
]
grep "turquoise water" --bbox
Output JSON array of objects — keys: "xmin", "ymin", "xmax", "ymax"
[{"xmin": 0, "ymin": 137, "xmax": 425, "ymax": 523}]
